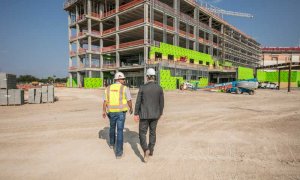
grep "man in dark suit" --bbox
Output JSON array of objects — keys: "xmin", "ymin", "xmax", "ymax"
[{"xmin": 134, "ymin": 68, "xmax": 164, "ymax": 163}]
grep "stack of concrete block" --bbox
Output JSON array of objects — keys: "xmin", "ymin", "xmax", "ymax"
[
  {"xmin": 47, "ymin": 85, "xmax": 54, "ymax": 103},
  {"xmin": 42, "ymin": 86, "xmax": 48, "ymax": 103},
  {"xmin": 29, "ymin": 86, "xmax": 55, "ymax": 104},
  {"xmin": 0, "ymin": 89, "xmax": 8, "ymax": 105},
  {"xmin": 8, "ymin": 89, "xmax": 24, "ymax": 105},
  {"xmin": 0, "ymin": 73, "xmax": 17, "ymax": 89},
  {"xmin": 0, "ymin": 73, "xmax": 23, "ymax": 106},
  {"xmin": 28, "ymin": 89, "xmax": 35, "ymax": 104},
  {"xmin": 34, "ymin": 88, "xmax": 42, "ymax": 104}
]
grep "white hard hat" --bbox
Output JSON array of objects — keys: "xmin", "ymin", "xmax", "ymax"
[
  {"xmin": 146, "ymin": 68, "xmax": 156, "ymax": 76},
  {"xmin": 114, "ymin": 72, "xmax": 126, "ymax": 80}
]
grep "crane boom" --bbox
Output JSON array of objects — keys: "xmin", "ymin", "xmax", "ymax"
[{"xmin": 194, "ymin": 0, "xmax": 254, "ymax": 18}]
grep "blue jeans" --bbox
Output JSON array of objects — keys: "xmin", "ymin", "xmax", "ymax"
[{"xmin": 108, "ymin": 112, "xmax": 126, "ymax": 156}]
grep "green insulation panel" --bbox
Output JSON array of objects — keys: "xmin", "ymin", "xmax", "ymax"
[
  {"xmin": 84, "ymin": 78, "xmax": 103, "ymax": 88},
  {"xmin": 238, "ymin": 67, "xmax": 254, "ymax": 80},
  {"xmin": 159, "ymin": 70, "xmax": 208, "ymax": 90},
  {"xmin": 257, "ymin": 70, "xmax": 300, "ymax": 84},
  {"xmin": 67, "ymin": 78, "xmax": 78, "ymax": 88},
  {"xmin": 150, "ymin": 43, "xmax": 214, "ymax": 65},
  {"xmin": 190, "ymin": 78, "xmax": 208, "ymax": 88},
  {"xmin": 223, "ymin": 61, "xmax": 233, "ymax": 67}
]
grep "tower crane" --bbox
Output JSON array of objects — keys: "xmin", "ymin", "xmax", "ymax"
[{"xmin": 194, "ymin": 0, "xmax": 254, "ymax": 18}]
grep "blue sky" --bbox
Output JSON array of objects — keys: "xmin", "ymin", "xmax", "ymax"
[{"xmin": 0, "ymin": 0, "xmax": 299, "ymax": 78}]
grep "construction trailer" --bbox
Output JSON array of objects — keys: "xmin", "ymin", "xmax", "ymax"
[{"xmin": 64, "ymin": 0, "xmax": 261, "ymax": 89}]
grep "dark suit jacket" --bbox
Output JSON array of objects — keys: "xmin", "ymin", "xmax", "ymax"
[{"xmin": 134, "ymin": 81, "xmax": 164, "ymax": 120}]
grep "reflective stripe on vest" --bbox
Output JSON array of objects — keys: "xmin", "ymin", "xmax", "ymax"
[{"xmin": 106, "ymin": 83, "xmax": 128, "ymax": 112}]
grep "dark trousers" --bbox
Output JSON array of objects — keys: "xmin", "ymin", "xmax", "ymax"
[{"xmin": 139, "ymin": 119, "xmax": 158, "ymax": 153}]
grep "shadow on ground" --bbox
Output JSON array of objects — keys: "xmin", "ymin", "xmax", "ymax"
[{"xmin": 98, "ymin": 127, "xmax": 143, "ymax": 161}]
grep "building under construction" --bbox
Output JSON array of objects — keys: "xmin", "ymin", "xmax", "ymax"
[{"xmin": 64, "ymin": 0, "xmax": 261, "ymax": 88}]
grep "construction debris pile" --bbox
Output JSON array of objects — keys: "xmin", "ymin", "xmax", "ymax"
[{"xmin": 28, "ymin": 86, "xmax": 54, "ymax": 104}]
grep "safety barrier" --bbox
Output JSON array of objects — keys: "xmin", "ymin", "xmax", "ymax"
[
  {"xmin": 76, "ymin": 15, "xmax": 85, "ymax": 21},
  {"xmin": 91, "ymin": 12, "xmax": 101, "ymax": 19},
  {"xmin": 119, "ymin": 39, "xmax": 145, "ymax": 49},
  {"xmin": 119, "ymin": 0, "xmax": 144, "ymax": 12},
  {"xmin": 119, "ymin": 19, "xmax": 144, "ymax": 30},
  {"xmin": 179, "ymin": 30, "xmax": 195, "ymax": 38},
  {"xmin": 91, "ymin": 30, "xmax": 101, "ymax": 36},
  {"xmin": 153, "ymin": 0, "xmax": 176, "ymax": 14},
  {"xmin": 69, "ymin": 51, "xmax": 76, "ymax": 56},
  {"xmin": 103, "ymin": 64, "xmax": 117, "ymax": 69},
  {"xmin": 101, "ymin": 45, "xmax": 116, "ymax": 53},
  {"xmin": 78, "ymin": 48, "xmax": 87, "ymax": 54},
  {"xmin": 68, "ymin": 66, "xmax": 77, "ymax": 70},
  {"xmin": 103, "ymin": 27, "xmax": 116, "ymax": 35},
  {"xmin": 103, "ymin": 9, "xmax": 116, "ymax": 19}
]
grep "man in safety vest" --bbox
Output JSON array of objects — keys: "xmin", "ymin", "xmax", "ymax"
[
  {"xmin": 134, "ymin": 68, "xmax": 164, "ymax": 163},
  {"xmin": 102, "ymin": 72, "xmax": 133, "ymax": 159}
]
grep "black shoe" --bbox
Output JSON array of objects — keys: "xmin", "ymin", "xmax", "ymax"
[
  {"xmin": 149, "ymin": 149, "xmax": 154, "ymax": 156},
  {"xmin": 116, "ymin": 154, "xmax": 123, "ymax": 159},
  {"xmin": 109, "ymin": 145, "xmax": 114, "ymax": 149}
]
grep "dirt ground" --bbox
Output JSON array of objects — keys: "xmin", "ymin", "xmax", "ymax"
[{"xmin": 0, "ymin": 87, "xmax": 300, "ymax": 180}]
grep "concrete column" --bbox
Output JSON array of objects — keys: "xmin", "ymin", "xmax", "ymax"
[
  {"xmin": 144, "ymin": 3, "xmax": 149, "ymax": 23},
  {"xmin": 221, "ymin": 24, "xmax": 224, "ymax": 34},
  {"xmin": 116, "ymin": 33, "xmax": 119, "ymax": 49},
  {"xmin": 77, "ymin": 72, "xmax": 81, "ymax": 87},
  {"xmin": 186, "ymin": 24, "xmax": 190, "ymax": 49},
  {"xmin": 83, "ymin": 0, "xmax": 86, "ymax": 14},
  {"xmin": 163, "ymin": 13, "xmax": 167, "ymax": 43},
  {"xmin": 116, "ymin": 15, "xmax": 119, "ymax": 31},
  {"xmin": 174, "ymin": 18, "xmax": 179, "ymax": 46},
  {"xmin": 116, "ymin": 52, "xmax": 120, "ymax": 68},
  {"xmin": 149, "ymin": 0, "xmax": 154, "ymax": 44},
  {"xmin": 144, "ymin": 46, "xmax": 148, "ymax": 65},
  {"xmin": 89, "ymin": 71, "xmax": 92, "ymax": 78},
  {"xmin": 100, "ymin": 54, "xmax": 104, "ymax": 68},
  {"xmin": 76, "ymin": 5, "xmax": 79, "ymax": 20},
  {"xmin": 144, "ymin": 3, "xmax": 149, "ymax": 45},
  {"xmin": 173, "ymin": 0, "xmax": 179, "ymax": 46},
  {"xmin": 87, "ymin": 0, "xmax": 91, "ymax": 15},
  {"xmin": 100, "ymin": 4, "xmax": 104, "ymax": 17},
  {"xmin": 115, "ymin": 0, "xmax": 119, "ymax": 13},
  {"xmin": 194, "ymin": 8, "xmax": 199, "ymax": 51},
  {"xmin": 209, "ymin": 17, "xmax": 212, "ymax": 28}
]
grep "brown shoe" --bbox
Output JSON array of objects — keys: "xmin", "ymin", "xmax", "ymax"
[{"xmin": 144, "ymin": 150, "xmax": 150, "ymax": 163}]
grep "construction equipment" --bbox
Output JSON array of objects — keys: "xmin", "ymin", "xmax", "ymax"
[
  {"xmin": 194, "ymin": 0, "xmax": 254, "ymax": 18},
  {"xmin": 201, "ymin": 79, "xmax": 258, "ymax": 95},
  {"xmin": 226, "ymin": 79, "xmax": 258, "ymax": 95}
]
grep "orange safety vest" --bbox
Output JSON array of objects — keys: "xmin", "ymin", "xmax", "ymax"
[{"xmin": 105, "ymin": 83, "xmax": 128, "ymax": 112}]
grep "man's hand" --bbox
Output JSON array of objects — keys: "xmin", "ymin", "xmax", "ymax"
[
  {"xmin": 129, "ymin": 108, "xmax": 133, "ymax": 115},
  {"xmin": 102, "ymin": 112, "xmax": 107, "ymax": 119},
  {"xmin": 134, "ymin": 115, "xmax": 140, "ymax": 122}
]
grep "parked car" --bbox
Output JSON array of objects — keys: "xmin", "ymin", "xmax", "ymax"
[{"xmin": 258, "ymin": 82, "xmax": 279, "ymax": 89}]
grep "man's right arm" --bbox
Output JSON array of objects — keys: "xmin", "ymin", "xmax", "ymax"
[
  {"xmin": 102, "ymin": 100, "xmax": 107, "ymax": 119},
  {"xmin": 159, "ymin": 87, "xmax": 164, "ymax": 116},
  {"xmin": 134, "ymin": 87, "xmax": 142, "ymax": 115}
]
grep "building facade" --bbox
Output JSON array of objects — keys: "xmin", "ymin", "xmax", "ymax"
[
  {"xmin": 64, "ymin": 0, "xmax": 261, "ymax": 87},
  {"xmin": 261, "ymin": 47, "xmax": 300, "ymax": 66}
]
